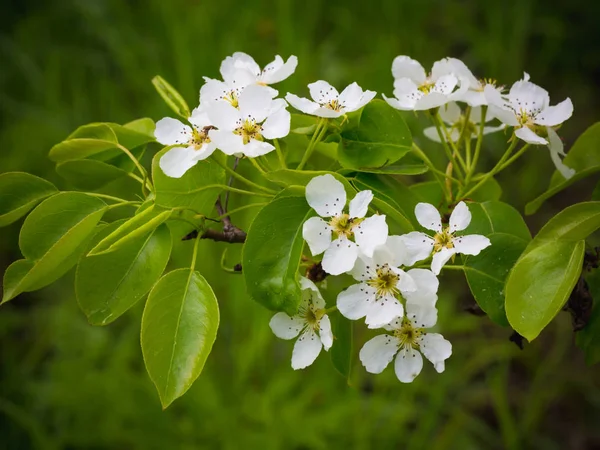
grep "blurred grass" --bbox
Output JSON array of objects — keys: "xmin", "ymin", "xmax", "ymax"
[{"xmin": 1, "ymin": 0, "xmax": 600, "ymax": 448}]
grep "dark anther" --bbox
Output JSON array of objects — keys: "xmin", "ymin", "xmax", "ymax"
[{"xmin": 306, "ymin": 261, "xmax": 328, "ymax": 283}]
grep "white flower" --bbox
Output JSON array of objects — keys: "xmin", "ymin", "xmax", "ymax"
[
  {"xmin": 484, "ymin": 73, "xmax": 575, "ymax": 178},
  {"xmin": 423, "ymin": 102, "xmax": 504, "ymax": 143},
  {"xmin": 302, "ymin": 174, "xmax": 388, "ymax": 276},
  {"xmin": 207, "ymin": 84, "xmax": 290, "ymax": 157},
  {"xmin": 199, "ymin": 69, "xmax": 259, "ymax": 108},
  {"xmin": 155, "ymin": 107, "xmax": 217, "ymax": 178},
  {"xmin": 220, "ymin": 52, "xmax": 298, "ymax": 88},
  {"xmin": 337, "ymin": 237, "xmax": 439, "ymax": 328},
  {"xmin": 400, "ymin": 201, "xmax": 491, "ymax": 275},
  {"xmin": 383, "ymin": 56, "xmax": 466, "ymax": 111},
  {"xmin": 286, "ymin": 81, "xmax": 376, "ymax": 118},
  {"xmin": 269, "ymin": 277, "xmax": 333, "ymax": 370},
  {"xmin": 359, "ymin": 303, "xmax": 452, "ymax": 383}
]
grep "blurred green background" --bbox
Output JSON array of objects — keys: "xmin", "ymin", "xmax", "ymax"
[{"xmin": 1, "ymin": 0, "xmax": 600, "ymax": 448}]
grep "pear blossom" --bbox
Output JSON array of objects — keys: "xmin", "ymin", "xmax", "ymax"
[
  {"xmin": 423, "ymin": 102, "xmax": 504, "ymax": 143},
  {"xmin": 383, "ymin": 56, "xmax": 467, "ymax": 111},
  {"xmin": 286, "ymin": 81, "xmax": 376, "ymax": 118},
  {"xmin": 400, "ymin": 202, "xmax": 491, "ymax": 275},
  {"xmin": 220, "ymin": 52, "xmax": 298, "ymax": 88},
  {"xmin": 337, "ymin": 237, "xmax": 439, "ymax": 328},
  {"xmin": 155, "ymin": 107, "xmax": 217, "ymax": 178},
  {"xmin": 200, "ymin": 69, "xmax": 260, "ymax": 109},
  {"xmin": 208, "ymin": 84, "xmax": 290, "ymax": 157},
  {"xmin": 302, "ymin": 174, "xmax": 388, "ymax": 276},
  {"xmin": 359, "ymin": 303, "xmax": 452, "ymax": 383},
  {"xmin": 484, "ymin": 73, "xmax": 575, "ymax": 179},
  {"xmin": 269, "ymin": 277, "xmax": 333, "ymax": 370}
]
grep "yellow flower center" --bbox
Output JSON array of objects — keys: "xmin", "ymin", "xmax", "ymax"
[
  {"xmin": 367, "ymin": 265, "xmax": 400, "ymax": 298},
  {"xmin": 324, "ymin": 98, "xmax": 342, "ymax": 111},
  {"xmin": 189, "ymin": 126, "xmax": 213, "ymax": 150},
  {"xmin": 433, "ymin": 228, "xmax": 454, "ymax": 252},
  {"xmin": 328, "ymin": 213, "xmax": 362, "ymax": 238},
  {"xmin": 418, "ymin": 80, "xmax": 435, "ymax": 94},
  {"xmin": 234, "ymin": 119, "xmax": 263, "ymax": 144},
  {"xmin": 393, "ymin": 318, "xmax": 423, "ymax": 349},
  {"xmin": 224, "ymin": 91, "xmax": 239, "ymax": 108}
]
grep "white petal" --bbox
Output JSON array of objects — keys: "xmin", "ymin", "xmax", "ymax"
[
  {"xmin": 420, "ymin": 333, "xmax": 452, "ymax": 373},
  {"xmin": 547, "ymin": 127, "xmax": 575, "ymax": 180},
  {"xmin": 396, "ymin": 269, "xmax": 417, "ymax": 294},
  {"xmin": 312, "ymin": 107, "xmax": 345, "ymax": 118},
  {"xmin": 391, "ymin": 56, "xmax": 426, "ymax": 84},
  {"xmin": 449, "ymin": 201, "xmax": 471, "ymax": 232},
  {"xmin": 515, "ymin": 126, "xmax": 548, "ymax": 145},
  {"xmin": 481, "ymin": 124, "xmax": 506, "ymax": 136},
  {"xmin": 338, "ymin": 82, "xmax": 364, "ymax": 110},
  {"xmin": 394, "ymin": 347, "xmax": 423, "ymax": 383},
  {"xmin": 291, "ymin": 329, "xmax": 322, "ymax": 370},
  {"xmin": 302, "ymin": 216, "xmax": 332, "ymax": 256},
  {"xmin": 262, "ymin": 107, "xmax": 291, "ymax": 139},
  {"xmin": 354, "ymin": 215, "xmax": 389, "ymax": 258},
  {"xmin": 318, "ymin": 314, "xmax": 333, "ymax": 350},
  {"xmin": 285, "ymin": 93, "xmax": 320, "ymax": 115},
  {"xmin": 431, "ymin": 247, "xmax": 457, "ymax": 275},
  {"xmin": 154, "ymin": 118, "xmax": 191, "ymax": 146},
  {"xmin": 391, "ymin": 78, "xmax": 423, "ymax": 110},
  {"xmin": 208, "ymin": 129, "xmax": 245, "ymax": 155},
  {"xmin": 404, "ymin": 269, "xmax": 439, "ymax": 306},
  {"xmin": 199, "ymin": 78, "xmax": 233, "ymax": 104},
  {"xmin": 305, "ymin": 174, "xmax": 346, "ymax": 218},
  {"xmin": 535, "ymin": 98, "xmax": 574, "ymax": 126},
  {"xmin": 309, "ymin": 80, "xmax": 339, "ymax": 104},
  {"xmin": 365, "ymin": 295, "xmax": 404, "ymax": 329},
  {"xmin": 383, "ymin": 93, "xmax": 414, "ymax": 111},
  {"xmin": 207, "ymin": 101, "xmax": 241, "ymax": 130},
  {"xmin": 269, "ymin": 312, "xmax": 304, "ymax": 340},
  {"xmin": 349, "ymin": 190, "xmax": 373, "ymax": 218},
  {"xmin": 337, "ymin": 283, "xmax": 376, "ymax": 320},
  {"xmin": 322, "ymin": 238, "xmax": 359, "ymax": 275},
  {"xmin": 488, "ymin": 105, "xmax": 519, "ymax": 127},
  {"xmin": 431, "ymin": 74, "xmax": 458, "ymax": 95},
  {"xmin": 382, "ymin": 235, "xmax": 409, "ymax": 267},
  {"xmin": 439, "ymin": 102, "xmax": 462, "ymax": 124},
  {"xmin": 159, "ymin": 146, "xmax": 199, "ymax": 178},
  {"xmin": 299, "ymin": 276, "xmax": 319, "ymax": 293},
  {"xmin": 508, "ymin": 79, "xmax": 550, "ymax": 114},
  {"xmin": 242, "ymin": 139, "xmax": 275, "ymax": 157},
  {"xmin": 345, "ymin": 89, "xmax": 377, "ymax": 113},
  {"xmin": 405, "ymin": 303, "xmax": 438, "ymax": 329},
  {"xmin": 261, "ymin": 55, "xmax": 298, "ymax": 84},
  {"xmin": 398, "ymin": 232, "xmax": 434, "ymax": 266},
  {"xmin": 415, "ymin": 203, "xmax": 442, "ymax": 232},
  {"xmin": 301, "ymin": 280, "xmax": 326, "ymax": 310},
  {"xmin": 453, "ymin": 234, "xmax": 491, "ymax": 256},
  {"xmin": 359, "ymin": 334, "xmax": 400, "ymax": 374},
  {"xmin": 414, "ymin": 92, "xmax": 451, "ymax": 111},
  {"xmin": 423, "ymin": 126, "xmax": 442, "ymax": 143},
  {"xmin": 461, "ymin": 90, "xmax": 488, "ymax": 107},
  {"xmin": 483, "ymin": 84, "xmax": 506, "ymax": 108},
  {"xmin": 188, "ymin": 106, "xmax": 212, "ymax": 129},
  {"xmin": 433, "ymin": 57, "xmax": 479, "ymax": 87},
  {"xmin": 221, "ymin": 52, "xmax": 260, "ymax": 79},
  {"xmin": 349, "ymin": 255, "xmax": 377, "ymax": 282},
  {"xmin": 238, "ymin": 84, "xmax": 276, "ymax": 123}
]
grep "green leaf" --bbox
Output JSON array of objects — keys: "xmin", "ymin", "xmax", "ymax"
[
  {"xmin": 152, "ymin": 148, "xmax": 225, "ymax": 216},
  {"xmin": 526, "ymin": 122, "xmax": 600, "ymax": 214},
  {"xmin": 263, "ymin": 169, "xmax": 356, "ymax": 198},
  {"xmin": 330, "ymin": 313, "xmax": 353, "ymax": 379},
  {"xmin": 505, "ymin": 240, "xmax": 584, "ymax": 341},
  {"xmin": 465, "ymin": 201, "xmax": 531, "ymax": 241},
  {"xmin": 532, "ymin": 202, "xmax": 600, "ymax": 243},
  {"xmin": 243, "ymin": 195, "xmax": 311, "ymax": 314},
  {"xmin": 338, "ymin": 154, "xmax": 428, "ymax": 176},
  {"xmin": 576, "ymin": 269, "xmax": 600, "ymax": 365},
  {"xmin": 338, "ymin": 99, "xmax": 412, "ymax": 169},
  {"xmin": 76, "ymin": 221, "xmax": 172, "ymax": 325},
  {"xmin": 122, "ymin": 117, "xmax": 156, "ymax": 136},
  {"xmin": 469, "ymin": 176, "xmax": 502, "ymax": 202},
  {"xmin": 290, "ymin": 113, "xmax": 318, "ymax": 134},
  {"xmin": 0, "ymin": 172, "xmax": 58, "ymax": 227},
  {"xmin": 141, "ymin": 268, "xmax": 219, "ymax": 409},
  {"xmin": 410, "ymin": 181, "xmax": 445, "ymax": 206},
  {"xmin": 464, "ymin": 233, "xmax": 528, "ymax": 326},
  {"xmin": 2, "ymin": 193, "xmax": 107, "ymax": 303},
  {"xmin": 152, "ymin": 75, "xmax": 191, "ymax": 119},
  {"xmin": 56, "ymin": 159, "xmax": 128, "ymax": 190}
]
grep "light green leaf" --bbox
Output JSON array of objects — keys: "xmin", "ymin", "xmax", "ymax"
[
  {"xmin": 0, "ymin": 172, "xmax": 58, "ymax": 227},
  {"xmin": 505, "ymin": 240, "xmax": 584, "ymax": 341},
  {"xmin": 56, "ymin": 159, "xmax": 128, "ymax": 190},
  {"xmin": 338, "ymin": 99, "xmax": 412, "ymax": 169},
  {"xmin": 532, "ymin": 201, "xmax": 600, "ymax": 243},
  {"xmin": 152, "ymin": 75, "xmax": 191, "ymax": 119},
  {"xmin": 290, "ymin": 113, "xmax": 318, "ymax": 134},
  {"xmin": 465, "ymin": 201, "xmax": 531, "ymax": 241},
  {"xmin": 76, "ymin": 221, "xmax": 172, "ymax": 325},
  {"xmin": 141, "ymin": 268, "xmax": 219, "ymax": 409},
  {"xmin": 264, "ymin": 169, "xmax": 356, "ymax": 198},
  {"xmin": 243, "ymin": 195, "xmax": 311, "ymax": 314}
]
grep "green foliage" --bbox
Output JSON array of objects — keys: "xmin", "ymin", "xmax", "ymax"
[
  {"xmin": 330, "ymin": 313, "xmax": 353, "ymax": 379},
  {"xmin": 76, "ymin": 221, "xmax": 172, "ymax": 325},
  {"xmin": 264, "ymin": 169, "xmax": 356, "ymax": 197},
  {"xmin": 465, "ymin": 201, "xmax": 531, "ymax": 241},
  {"xmin": 152, "ymin": 76, "xmax": 191, "ymax": 119},
  {"xmin": 0, "ymin": 172, "xmax": 58, "ymax": 227},
  {"xmin": 242, "ymin": 195, "xmax": 311, "ymax": 315},
  {"xmin": 141, "ymin": 268, "xmax": 219, "ymax": 409}
]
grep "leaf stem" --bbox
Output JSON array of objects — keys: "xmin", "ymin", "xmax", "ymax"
[
  {"xmin": 116, "ymin": 144, "xmax": 153, "ymax": 193},
  {"xmin": 210, "ymin": 156, "xmax": 277, "ymax": 194},
  {"xmin": 248, "ymin": 157, "xmax": 268, "ymax": 175},
  {"xmin": 297, "ymin": 118, "xmax": 328, "ymax": 170},
  {"xmin": 274, "ymin": 138, "xmax": 287, "ymax": 168},
  {"xmin": 190, "ymin": 228, "xmax": 202, "ymax": 270},
  {"xmin": 411, "ymin": 143, "xmax": 454, "ymax": 202},
  {"xmin": 433, "ymin": 112, "xmax": 466, "ymax": 178},
  {"xmin": 214, "ymin": 202, "xmax": 268, "ymax": 221}
]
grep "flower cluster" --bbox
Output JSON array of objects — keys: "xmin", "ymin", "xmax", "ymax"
[{"xmin": 270, "ymin": 174, "xmax": 490, "ymax": 382}]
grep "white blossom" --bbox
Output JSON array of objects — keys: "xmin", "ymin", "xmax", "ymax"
[
  {"xmin": 286, "ymin": 81, "xmax": 376, "ymax": 118},
  {"xmin": 155, "ymin": 106, "xmax": 217, "ymax": 178},
  {"xmin": 302, "ymin": 174, "xmax": 388, "ymax": 276},
  {"xmin": 400, "ymin": 201, "xmax": 491, "ymax": 275},
  {"xmin": 269, "ymin": 277, "xmax": 333, "ymax": 370},
  {"xmin": 484, "ymin": 73, "xmax": 575, "ymax": 179},
  {"xmin": 359, "ymin": 303, "xmax": 452, "ymax": 383},
  {"xmin": 220, "ymin": 52, "xmax": 298, "ymax": 89}
]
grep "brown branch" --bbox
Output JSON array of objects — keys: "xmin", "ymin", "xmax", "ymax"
[{"xmin": 181, "ymin": 197, "xmax": 246, "ymax": 243}]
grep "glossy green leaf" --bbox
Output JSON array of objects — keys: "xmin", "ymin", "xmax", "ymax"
[
  {"xmin": 76, "ymin": 221, "xmax": 172, "ymax": 325},
  {"xmin": 2, "ymin": 193, "xmax": 107, "ymax": 303},
  {"xmin": 243, "ymin": 195, "xmax": 311, "ymax": 314},
  {"xmin": 290, "ymin": 113, "xmax": 318, "ymax": 134},
  {"xmin": 576, "ymin": 268, "xmax": 600, "ymax": 365},
  {"xmin": 469, "ymin": 176, "xmax": 502, "ymax": 202},
  {"xmin": 56, "ymin": 159, "xmax": 128, "ymax": 190},
  {"xmin": 264, "ymin": 169, "xmax": 356, "ymax": 197},
  {"xmin": 141, "ymin": 268, "xmax": 219, "ymax": 409},
  {"xmin": 152, "ymin": 75, "xmax": 191, "ymax": 119},
  {"xmin": 506, "ymin": 240, "xmax": 585, "ymax": 341},
  {"xmin": 152, "ymin": 148, "xmax": 225, "ymax": 216},
  {"xmin": 330, "ymin": 313, "xmax": 353, "ymax": 380},
  {"xmin": 532, "ymin": 202, "xmax": 600, "ymax": 243},
  {"xmin": 464, "ymin": 201, "xmax": 531, "ymax": 241},
  {"xmin": 338, "ymin": 99, "xmax": 412, "ymax": 169},
  {"xmin": 338, "ymin": 155, "xmax": 428, "ymax": 176},
  {"xmin": 0, "ymin": 172, "xmax": 58, "ymax": 227},
  {"xmin": 526, "ymin": 122, "xmax": 600, "ymax": 214},
  {"xmin": 464, "ymin": 233, "xmax": 528, "ymax": 326}
]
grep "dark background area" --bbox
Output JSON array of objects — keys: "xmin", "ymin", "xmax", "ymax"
[{"xmin": 1, "ymin": 0, "xmax": 600, "ymax": 448}]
